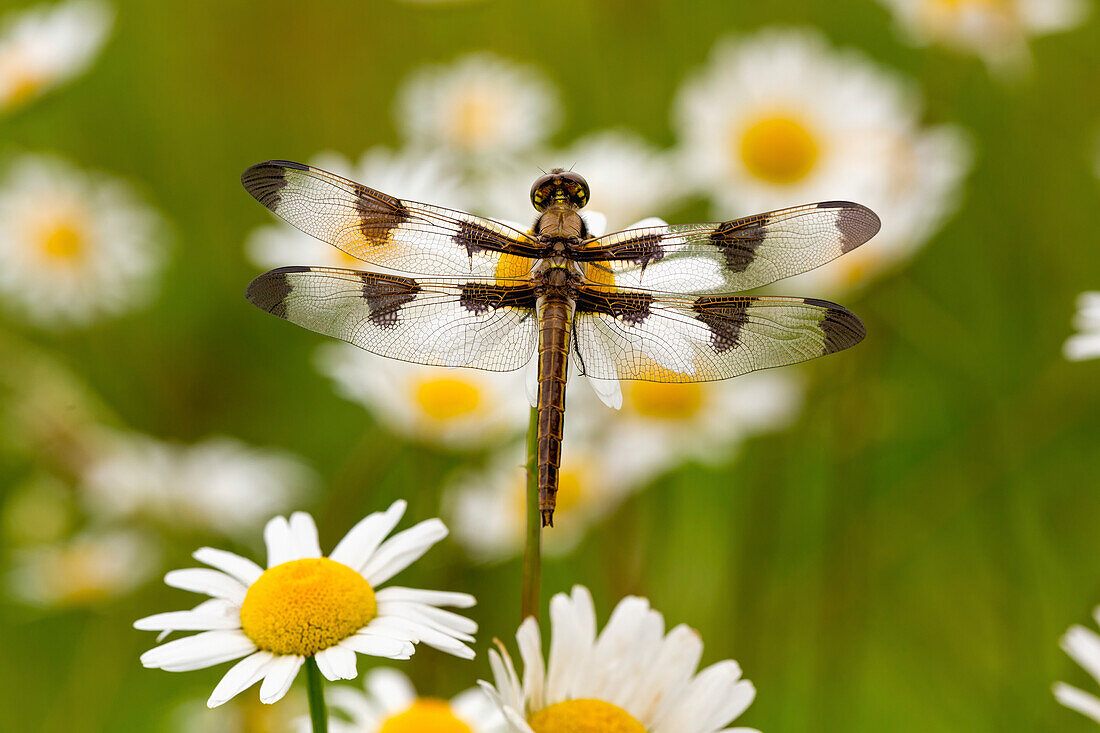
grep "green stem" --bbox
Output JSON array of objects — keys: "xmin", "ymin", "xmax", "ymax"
[
  {"xmin": 305, "ymin": 657, "xmax": 328, "ymax": 733},
  {"xmin": 521, "ymin": 406, "xmax": 541, "ymax": 622}
]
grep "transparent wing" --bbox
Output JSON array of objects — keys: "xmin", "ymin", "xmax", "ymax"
[
  {"xmin": 576, "ymin": 201, "xmax": 881, "ymax": 294},
  {"xmin": 246, "ymin": 266, "xmax": 538, "ymax": 371},
  {"xmin": 572, "ymin": 286, "xmax": 865, "ymax": 382},
  {"xmin": 242, "ymin": 161, "xmax": 545, "ymax": 278}
]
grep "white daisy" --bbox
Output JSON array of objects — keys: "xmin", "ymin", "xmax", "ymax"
[
  {"xmin": 1064, "ymin": 292, "xmax": 1100, "ymax": 361},
  {"xmin": 80, "ymin": 433, "xmax": 313, "ymax": 535},
  {"xmin": 174, "ymin": 694, "xmax": 299, "ymax": 733},
  {"xmin": 0, "ymin": 153, "xmax": 168, "ymax": 328},
  {"xmin": 395, "ymin": 52, "xmax": 559, "ymax": 160},
  {"xmin": 0, "ymin": 0, "xmax": 112, "ymax": 113},
  {"xmin": 1054, "ymin": 605, "xmax": 1100, "ymax": 724},
  {"xmin": 673, "ymin": 28, "xmax": 971, "ymax": 295},
  {"xmin": 443, "ymin": 441, "xmax": 632, "ymax": 562},
  {"xmin": 481, "ymin": 585, "xmax": 758, "ymax": 733},
  {"xmin": 877, "ymin": 0, "xmax": 1089, "ymax": 76},
  {"xmin": 245, "ymin": 147, "xmax": 470, "ymax": 272},
  {"xmin": 7, "ymin": 528, "xmax": 159, "ymax": 607},
  {"xmin": 315, "ymin": 343, "xmax": 529, "ymax": 451},
  {"xmin": 305, "ymin": 667, "xmax": 505, "ymax": 733},
  {"xmin": 136, "ymin": 501, "xmax": 478, "ymax": 708}
]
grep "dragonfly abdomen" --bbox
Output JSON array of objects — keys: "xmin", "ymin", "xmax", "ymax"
[{"xmin": 535, "ymin": 294, "xmax": 571, "ymax": 527}]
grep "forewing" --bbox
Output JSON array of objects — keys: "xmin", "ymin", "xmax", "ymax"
[
  {"xmin": 577, "ymin": 201, "xmax": 880, "ymax": 293},
  {"xmin": 246, "ymin": 266, "xmax": 538, "ymax": 371},
  {"xmin": 242, "ymin": 161, "xmax": 544, "ymax": 278},
  {"xmin": 572, "ymin": 286, "xmax": 865, "ymax": 382}
]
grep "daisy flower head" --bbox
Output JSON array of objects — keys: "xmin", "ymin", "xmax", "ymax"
[
  {"xmin": 673, "ymin": 27, "xmax": 971, "ymax": 295},
  {"xmin": 315, "ymin": 343, "xmax": 529, "ymax": 451},
  {"xmin": 481, "ymin": 586, "xmax": 757, "ymax": 733},
  {"xmin": 395, "ymin": 52, "xmax": 559, "ymax": 161},
  {"xmin": 136, "ymin": 501, "xmax": 478, "ymax": 708},
  {"xmin": 0, "ymin": 153, "xmax": 168, "ymax": 329},
  {"xmin": 1064, "ymin": 292, "xmax": 1100, "ymax": 361},
  {"xmin": 1054, "ymin": 605, "xmax": 1100, "ymax": 724},
  {"xmin": 80, "ymin": 433, "xmax": 313, "ymax": 535},
  {"xmin": 245, "ymin": 147, "xmax": 470, "ymax": 272},
  {"xmin": 876, "ymin": 0, "xmax": 1089, "ymax": 77},
  {"xmin": 306, "ymin": 667, "xmax": 505, "ymax": 733},
  {"xmin": 0, "ymin": 0, "xmax": 112, "ymax": 113},
  {"xmin": 8, "ymin": 528, "xmax": 159, "ymax": 608}
]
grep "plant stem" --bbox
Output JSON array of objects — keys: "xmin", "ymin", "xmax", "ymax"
[
  {"xmin": 305, "ymin": 657, "xmax": 328, "ymax": 733},
  {"xmin": 521, "ymin": 405, "xmax": 541, "ymax": 622}
]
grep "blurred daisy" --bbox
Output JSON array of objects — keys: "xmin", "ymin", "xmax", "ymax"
[
  {"xmin": 0, "ymin": 153, "xmax": 168, "ymax": 328},
  {"xmin": 316, "ymin": 343, "xmax": 529, "ymax": 451},
  {"xmin": 246, "ymin": 147, "xmax": 470, "ymax": 272},
  {"xmin": 444, "ymin": 442, "xmax": 632, "ymax": 562},
  {"xmin": 8, "ymin": 529, "xmax": 159, "ymax": 607},
  {"xmin": 1054, "ymin": 605, "xmax": 1100, "ymax": 724},
  {"xmin": 395, "ymin": 52, "xmax": 559, "ymax": 160},
  {"xmin": 674, "ymin": 28, "xmax": 970, "ymax": 295},
  {"xmin": 481, "ymin": 130, "xmax": 681, "ymax": 233},
  {"xmin": 481, "ymin": 585, "xmax": 758, "ymax": 733},
  {"xmin": 80, "ymin": 433, "xmax": 313, "ymax": 535},
  {"xmin": 174, "ymin": 694, "xmax": 299, "ymax": 733},
  {"xmin": 0, "ymin": 0, "xmax": 112, "ymax": 113},
  {"xmin": 877, "ymin": 0, "xmax": 1089, "ymax": 76},
  {"xmin": 136, "ymin": 501, "xmax": 478, "ymax": 708},
  {"xmin": 307, "ymin": 667, "xmax": 504, "ymax": 733},
  {"xmin": 1065, "ymin": 292, "xmax": 1100, "ymax": 361}
]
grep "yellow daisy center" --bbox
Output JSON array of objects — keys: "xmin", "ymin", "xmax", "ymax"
[
  {"xmin": 37, "ymin": 221, "xmax": 86, "ymax": 263},
  {"xmin": 529, "ymin": 699, "xmax": 645, "ymax": 733},
  {"xmin": 239, "ymin": 558, "xmax": 376, "ymax": 656},
  {"xmin": 413, "ymin": 377, "xmax": 482, "ymax": 421},
  {"xmin": 628, "ymin": 380, "xmax": 704, "ymax": 421},
  {"xmin": 737, "ymin": 114, "xmax": 820, "ymax": 184},
  {"xmin": 453, "ymin": 91, "xmax": 496, "ymax": 148},
  {"xmin": 379, "ymin": 699, "xmax": 473, "ymax": 733}
]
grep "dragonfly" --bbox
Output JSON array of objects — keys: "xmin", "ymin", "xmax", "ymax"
[{"xmin": 243, "ymin": 161, "xmax": 880, "ymax": 526}]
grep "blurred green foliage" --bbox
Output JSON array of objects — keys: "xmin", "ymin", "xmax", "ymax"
[{"xmin": 2, "ymin": 0, "xmax": 1100, "ymax": 731}]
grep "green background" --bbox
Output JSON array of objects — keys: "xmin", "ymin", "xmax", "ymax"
[{"xmin": 2, "ymin": 0, "xmax": 1100, "ymax": 730}]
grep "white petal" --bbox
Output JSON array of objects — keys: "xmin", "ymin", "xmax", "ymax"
[
  {"xmin": 360, "ymin": 616, "xmax": 421, "ymax": 643},
  {"xmin": 207, "ymin": 651, "xmax": 275, "ymax": 707},
  {"xmin": 133, "ymin": 608, "xmax": 240, "ymax": 631},
  {"xmin": 340, "ymin": 633, "xmax": 415, "ymax": 659},
  {"xmin": 315, "ymin": 645, "xmax": 358, "ymax": 681},
  {"xmin": 361, "ymin": 519, "xmax": 448, "ymax": 586},
  {"xmin": 1062, "ymin": 625, "xmax": 1100, "ymax": 684},
  {"xmin": 193, "ymin": 547, "xmax": 263, "ymax": 586},
  {"xmin": 289, "ymin": 512, "xmax": 323, "ymax": 558},
  {"xmin": 382, "ymin": 617, "xmax": 474, "ymax": 659},
  {"xmin": 259, "ymin": 655, "xmax": 304, "ymax": 704},
  {"xmin": 164, "ymin": 568, "xmax": 247, "ymax": 604},
  {"xmin": 375, "ymin": 586, "xmax": 476, "ymax": 608},
  {"xmin": 587, "ymin": 376, "xmax": 623, "ymax": 410},
  {"xmin": 1054, "ymin": 682, "xmax": 1100, "ymax": 724},
  {"xmin": 517, "ymin": 616, "xmax": 546, "ymax": 712},
  {"xmin": 140, "ymin": 630, "xmax": 255, "ymax": 671},
  {"xmin": 329, "ymin": 500, "xmax": 407, "ymax": 570},
  {"xmin": 581, "ymin": 211, "xmax": 607, "ymax": 237},
  {"xmin": 525, "ymin": 356, "xmax": 539, "ymax": 408},
  {"xmin": 375, "ymin": 601, "xmax": 477, "ymax": 638},
  {"xmin": 365, "ymin": 667, "xmax": 417, "ymax": 714},
  {"xmin": 264, "ymin": 515, "xmax": 294, "ymax": 567}
]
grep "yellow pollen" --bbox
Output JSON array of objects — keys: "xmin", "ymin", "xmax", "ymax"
[
  {"xmin": 38, "ymin": 222, "xmax": 86, "ymax": 262},
  {"xmin": 453, "ymin": 91, "xmax": 496, "ymax": 148},
  {"xmin": 239, "ymin": 558, "xmax": 376, "ymax": 656},
  {"xmin": 413, "ymin": 377, "xmax": 482, "ymax": 421},
  {"xmin": 737, "ymin": 115, "xmax": 820, "ymax": 185},
  {"xmin": 628, "ymin": 380, "xmax": 704, "ymax": 420},
  {"xmin": 529, "ymin": 699, "xmax": 645, "ymax": 733},
  {"xmin": 379, "ymin": 699, "xmax": 473, "ymax": 733}
]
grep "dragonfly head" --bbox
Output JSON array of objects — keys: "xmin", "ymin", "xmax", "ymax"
[{"xmin": 530, "ymin": 169, "xmax": 589, "ymax": 212}]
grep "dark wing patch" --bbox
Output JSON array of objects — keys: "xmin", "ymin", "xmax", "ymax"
[
  {"xmin": 241, "ymin": 160, "xmax": 545, "ymax": 277},
  {"xmin": 245, "ymin": 266, "xmax": 538, "ymax": 371},
  {"xmin": 575, "ymin": 288, "xmax": 653, "ymax": 326}
]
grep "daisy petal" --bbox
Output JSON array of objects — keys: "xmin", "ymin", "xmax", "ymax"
[
  {"xmin": 140, "ymin": 630, "xmax": 255, "ymax": 671},
  {"xmin": 341, "ymin": 633, "xmax": 415, "ymax": 659},
  {"xmin": 133, "ymin": 609, "xmax": 239, "ymax": 631},
  {"xmin": 264, "ymin": 515, "xmax": 294, "ymax": 567},
  {"xmin": 1054, "ymin": 682, "xmax": 1100, "ymax": 724},
  {"xmin": 361, "ymin": 519, "xmax": 448, "ymax": 586},
  {"xmin": 329, "ymin": 500, "xmax": 407, "ymax": 570},
  {"xmin": 192, "ymin": 547, "xmax": 263, "ymax": 586},
  {"xmin": 315, "ymin": 645, "xmax": 358, "ymax": 681},
  {"xmin": 365, "ymin": 667, "xmax": 417, "ymax": 712},
  {"xmin": 207, "ymin": 651, "xmax": 275, "ymax": 708},
  {"xmin": 163, "ymin": 568, "xmax": 247, "ymax": 604},
  {"xmin": 374, "ymin": 586, "xmax": 476, "ymax": 608},
  {"xmin": 258, "ymin": 654, "xmax": 304, "ymax": 704},
  {"xmin": 289, "ymin": 512, "xmax": 322, "ymax": 559}
]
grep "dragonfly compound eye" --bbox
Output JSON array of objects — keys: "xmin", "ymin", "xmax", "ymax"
[{"xmin": 530, "ymin": 169, "xmax": 590, "ymax": 212}]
